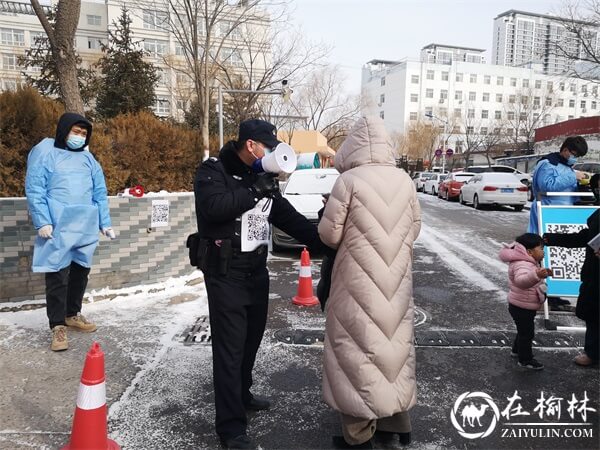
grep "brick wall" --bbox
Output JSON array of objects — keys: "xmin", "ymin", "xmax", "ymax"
[{"xmin": 0, "ymin": 194, "xmax": 197, "ymax": 302}]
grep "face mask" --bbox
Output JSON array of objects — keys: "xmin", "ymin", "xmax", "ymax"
[
  {"xmin": 567, "ymin": 155, "xmax": 577, "ymax": 165},
  {"xmin": 66, "ymin": 134, "xmax": 86, "ymax": 150}
]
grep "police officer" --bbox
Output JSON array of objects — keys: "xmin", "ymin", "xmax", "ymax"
[{"xmin": 193, "ymin": 119, "xmax": 326, "ymax": 449}]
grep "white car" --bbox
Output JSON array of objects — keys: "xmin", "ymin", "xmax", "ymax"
[
  {"xmin": 466, "ymin": 165, "xmax": 532, "ymax": 186},
  {"xmin": 423, "ymin": 173, "xmax": 447, "ymax": 195},
  {"xmin": 412, "ymin": 172, "xmax": 434, "ymax": 192},
  {"xmin": 272, "ymin": 168, "xmax": 340, "ymax": 249},
  {"xmin": 459, "ymin": 172, "xmax": 528, "ymax": 211}
]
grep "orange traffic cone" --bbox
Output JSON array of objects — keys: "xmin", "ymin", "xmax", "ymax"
[
  {"xmin": 61, "ymin": 342, "xmax": 120, "ymax": 450},
  {"xmin": 293, "ymin": 248, "xmax": 319, "ymax": 306}
]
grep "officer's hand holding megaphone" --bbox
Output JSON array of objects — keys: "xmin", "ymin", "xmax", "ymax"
[{"xmin": 251, "ymin": 173, "xmax": 280, "ymax": 199}]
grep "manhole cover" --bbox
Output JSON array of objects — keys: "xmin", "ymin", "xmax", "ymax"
[{"xmin": 181, "ymin": 315, "xmax": 211, "ymax": 345}]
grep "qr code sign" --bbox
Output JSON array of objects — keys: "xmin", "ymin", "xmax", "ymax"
[
  {"xmin": 151, "ymin": 200, "xmax": 170, "ymax": 228},
  {"xmin": 246, "ymin": 213, "xmax": 269, "ymax": 241},
  {"xmin": 545, "ymin": 223, "xmax": 586, "ymax": 280}
]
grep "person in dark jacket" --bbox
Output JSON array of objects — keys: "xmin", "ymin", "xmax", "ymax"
[
  {"xmin": 193, "ymin": 119, "xmax": 327, "ymax": 450},
  {"xmin": 544, "ymin": 173, "xmax": 600, "ymax": 367}
]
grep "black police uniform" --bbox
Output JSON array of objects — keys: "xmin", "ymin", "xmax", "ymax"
[{"xmin": 193, "ymin": 141, "xmax": 325, "ymax": 441}]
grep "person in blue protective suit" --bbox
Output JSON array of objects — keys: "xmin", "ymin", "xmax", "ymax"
[
  {"xmin": 528, "ymin": 135, "xmax": 587, "ymax": 310},
  {"xmin": 25, "ymin": 112, "xmax": 114, "ymax": 352}
]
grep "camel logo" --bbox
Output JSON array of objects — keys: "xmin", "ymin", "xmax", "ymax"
[{"xmin": 451, "ymin": 392, "xmax": 501, "ymax": 439}]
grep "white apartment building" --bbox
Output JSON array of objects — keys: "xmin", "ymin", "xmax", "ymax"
[
  {"xmin": 492, "ymin": 9, "xmax": 599, "ymax": 75},
  {"xmin": 361, "ymin": 58, "xmax": 596, "ymax": 154},
  {"xmin": 0, "ymin": 0, "xmax": 271, "ymax": 118},
  {"xmin": 420, "ymin": 43, "xmax": 486, "ymax": 65}
]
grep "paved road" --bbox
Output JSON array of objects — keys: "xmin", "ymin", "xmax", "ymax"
[{"xmin": 0, "ymin": 193, "xmax": 597, "ymax": 449}]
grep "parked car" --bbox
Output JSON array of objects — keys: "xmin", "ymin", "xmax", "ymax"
[
  {"xmin": 412, "ymin": 172, "xmax": 434, "ymax": 192},
  {"xmin": 465, "ymin": 165, "xmax": 532, "ymax": 186},
  {"xmin": 438, "ymin": 172, "xmax": 476, "ymax": 200},
  {"xmin": 423, "ymin": 173, "xmax": 447, "ymax": 195},
  {"xmin": 459, "ymin": 172, "xmax": 528, "ymax": 211},
  {"xmin": 272, "ymin": 168, "xmax": 339, "ymax": 249},
  {"xmin": 573, "ymin": 161, "xmax": 600, "ymax": 205}
]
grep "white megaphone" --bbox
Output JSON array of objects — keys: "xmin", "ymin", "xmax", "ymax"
[{"xmin": 253, "ymin": 143, "xmax": 297, "ymax": 174}]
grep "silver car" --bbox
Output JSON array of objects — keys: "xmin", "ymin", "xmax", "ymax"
[{"xmin": 272, "ymin": 168, "xmax": 340, "ymax": 249}]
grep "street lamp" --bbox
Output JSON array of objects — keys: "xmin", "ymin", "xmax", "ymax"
[
  {"xmin": 217, "ymin": 80, "xmax": 293, "ymax": 150},
  {"xmin": 424, "ymin": 111, "xmax": 450, "ymax": 172}
]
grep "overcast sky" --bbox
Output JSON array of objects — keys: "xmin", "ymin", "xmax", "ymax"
[{"xmin": 290, "ymin": 0, "xmax": 566, "ymax": 93}]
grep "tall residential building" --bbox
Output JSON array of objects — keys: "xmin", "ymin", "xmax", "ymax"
[
  {"xmin": 0, "ymin": 0, "xmax": 271, "ymax": 118},
  {"xmin": 420, "ymin": 43, "xmax": 486, "ymax": 65},
  {"xmin": 361, "ymin": 58, "xmax": 594, "ymax": 154},
  {"xmin": 492, "ymin": 9, "xmax": 599, "ymax": 75}
]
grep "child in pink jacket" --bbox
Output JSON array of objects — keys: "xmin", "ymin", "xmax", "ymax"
[{"xmin": 499, "ymin": 233, "xmax": 552, "ymax": 370}]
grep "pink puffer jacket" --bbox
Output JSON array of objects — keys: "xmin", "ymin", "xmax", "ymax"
[{"xmin": 498, "ymin": 242, "xmax": 545, "ymax": 310}]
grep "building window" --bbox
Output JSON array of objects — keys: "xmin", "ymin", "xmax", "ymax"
[
  {"xmin": 143, "ymin": 10, "xmax": 168, "ymax": 30},
  {"xmin": 469, "ymin": 74, "xmax": 477, "ymax": 83},
  {"xmin": 425, "ymin": 106, "xmax": 433, "ymax": 115},
  {"xmin": 426, "ymin": 70, "xmax": 434, "ymax": 80},
  {"xmin": 468, "ymin": 91, "xmax": 476, "ymax": 101},
  {"xmin": 2, "ymin": 79, "xmax": 18, "ymax": 91},
  {"xmin": 545, "ymin": 97, "xmax": 552, "ymax": 107},
  {"xmin": 592, "ymin": 101, "xmax": 597, "ymax": 110},
  {"xmin": 509, "ymin": 94, "xmax": 516, "ymax": 103},
  {"xmin": 522, "ymin": 79, "xmax": 529, "ymax": 88},
  {"xmin": 218, "ymin": 20, "xmax": 241, "ymax": 39},
  {"xmin": 496, "ymin": 93, "xmax": 503, "ymax": 102},
  {"xmin": 380, "ymin": 93, "xmax": 385, "ymax": 104},
  {"xmin": 456, "ymin": 72, "xmax": 463, "ymax": 82},
  {"xmin": 409, "ymin": 112, "xmax": 418, "ymax": 121},
  {"xmin": 426, "ymin": 89, "xmax": 433, "ymax": 99},
  {"xmin": 547, "ymin": 81, "xmax": 553, "ymax": 91},
  {"xmin": 221, "ymin": 47, "xmax": 243, "ymax": 67},
  {"xmin": 581, "ymin": 100, "xmax": 586, "ymax": 109},
  {"xmin": 2, "ymin": 54, "xmax": 18, "ymax": 70},
  {"xmin": 467, "ymin": 126, "xmax": 474, "ymax": 133},
  {"xmin": 410, "ymin": 93, "xmax": 418, "ymax": 102},
  {"xmin": 495, "ymin": 110, "xmax": 502, "ymax": 119},
  {"xmin": 510, "ymin": 77, "xmax": 517, "ymax": 87},
  {"xmin": 481, "ymin": 110, "xmax": 489, "ymax": 119},
  {"xmin": 175, "ymin": 43, "xmax": 184, "ymax": 56},
  {"xmin": 521, "ymin": 96, "xmax": 529, "ymax": 104},
  {"xmin": 440, "ymin": 89, "xmax": 448, "ymax": 100},
  {"xmin": 482, "ymin": 93, "xmax": 490, "ymax": 102},
  {"xmin": 557, "ymin": 99, "xmax": 564, "ymax": 107},
  {"xmin": 454, "ymin": 108, "xmax": 461, "ymax": 118},
  {"xmin": 569, "ymin": 99, "xmax": 575, "ymax": 108},
  {"xmin": 507, "ymin": 111, "xmax": 515, "ymax": 120},
  {"xmin": 87, "ymin": 15, "xmax": 101, "ymax": 26},
  {"xmin": 153, "ymin": 96, "xmax": 170, "ymax": 115},
  {"xmin": 467, "ymin": 109, "xmax": 475, "ymax": 118},
  {"xmin": 381, "ymin": 76, "xmax": 385, "ymax": 86},
  {"xmin": 455, "ymin": 90, "xmax": 462, "ymax": 100},
  {"xmin": 497, "ymin": 76, "xmax": 504, "ymax": 86},
  {"xmin": 1, "ymin": 28, "xmax": 25, "ymax": 46},
  {"xmin": 442, "ymin": 71, "xmax": 449, "ymax": 81},
  {"xmin": 480, "ymin": 127, "xmax": 488, "ymax": 135},
  {"xmin": 570, "ymin": 83, "xmax": 576, "ymax": 92},
  {"xmin": 411, "ymin": 74, "xmax": 419, "ymax": 84},
  {"xmin": 533, "ymin": 97, "xmax": 540, "ymax": 107},
  {"xmin": 143, "ymin": 39, "xmax": 168, "ymax": 58},
  {"xmin": 535, "ymin": 80, "xmax": 542, "ymax": 89},
  {"xmin": 380, "ymin": 111, "xmax": 385, "ymax": 119},
  {"xmin": 559, "ymin": 82, "xmax": 565, "ymax": 91},
  {"xmin": 484, "ymin": 75, "xmax": 490, "ymax": 84}
]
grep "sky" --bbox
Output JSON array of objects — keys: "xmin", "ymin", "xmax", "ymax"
[{"xmin": 290, "ymin": 0, "xmax": 566, "ymax": 93}]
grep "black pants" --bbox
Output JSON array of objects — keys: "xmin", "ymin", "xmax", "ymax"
[
  {"xmin": 585, "ymin": 319, "xmax": 599, "ymax": 361},
  {"xmin": 205, "ymin": 266, "xmax": 269, "ymax": 440},
  {"xmin": 45, "ymin": 262, "xmax": 90, "ymax": 329},
  {"xmin": 509, "ymin": 304, "xmax": 537, "ymax": 363}
]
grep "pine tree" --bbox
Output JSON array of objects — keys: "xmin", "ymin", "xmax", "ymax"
[{"xmin": 95, "ymin": 7, "xmax": 159, "ymax": 118}]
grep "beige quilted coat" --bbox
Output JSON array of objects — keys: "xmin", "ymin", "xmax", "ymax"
[{"xmin": 318, "ymin": 116, "xmax": 421, "ymax": 419}]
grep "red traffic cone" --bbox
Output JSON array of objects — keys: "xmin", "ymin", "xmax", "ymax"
[
  {"xmin": 61, "ymin": 342, "xmax": 120, "ymax": 450},
  {"xmin": 293, "ymin": 248, "xmax": 319, "ymax": 307}
]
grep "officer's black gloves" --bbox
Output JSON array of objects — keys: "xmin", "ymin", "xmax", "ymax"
[{"xmin": 251, "ymin": 173, "xmax": 280, "ymax": 199}]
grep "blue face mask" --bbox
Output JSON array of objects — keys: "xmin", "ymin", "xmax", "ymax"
[
  {"xmin": 66, "ymin": 134, "xmax": 86, "ymax": 150},
  {"xmin": 567, "ymin": 155, "xmax": 577, "ymax": 166}
]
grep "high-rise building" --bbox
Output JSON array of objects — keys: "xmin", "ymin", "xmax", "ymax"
[{"xmin": 492, "ymin": 9, "xmax": 599, "ymax": 75}]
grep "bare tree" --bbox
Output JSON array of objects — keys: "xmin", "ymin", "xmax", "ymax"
[
  {"xmin": 480, "ymin": 121, "xmax": 510, "ymax": 166},
  {"xmin": 30, "ymin": 0, "xmax": 84, "ymax": 113},
  {"xmin": 504, "ymin": 88, "xmax": 555, "ymax": 153},
  {"xmin": 399, "ymin": 121, "xmax": 442, "ymax": 168},
  {"xmin": 554, "ymin": 0, "xmax": 600, "ymax": 81}
]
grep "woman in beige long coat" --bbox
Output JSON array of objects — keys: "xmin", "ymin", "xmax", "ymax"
[{"xmin": 318, "ymin": 116, "xmax": 421, "ymax": 448}]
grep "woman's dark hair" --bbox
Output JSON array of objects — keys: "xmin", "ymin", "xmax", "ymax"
[{"xmin": 515, "ymin": 233, "xmax": 544, "ymax": 250}]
